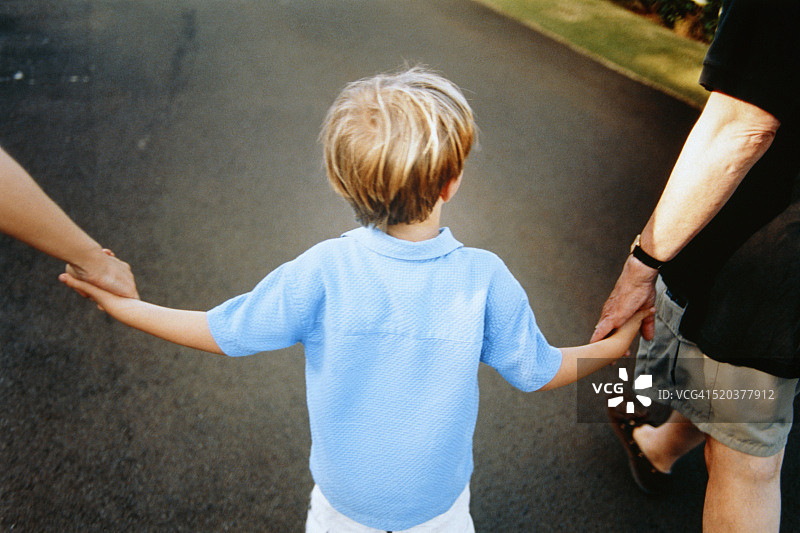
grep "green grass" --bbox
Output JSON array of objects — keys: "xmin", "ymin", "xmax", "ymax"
[{"xmin": 473, "ymin": 0, "xmax": 710, "ymax": 108}]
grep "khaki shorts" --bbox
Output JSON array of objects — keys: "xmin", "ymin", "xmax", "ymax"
[{"xmin": 635, "ymin": 277, "xmax": 800, "ymax": 457}]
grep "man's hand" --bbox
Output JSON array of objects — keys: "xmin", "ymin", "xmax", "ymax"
[{"xmin": 591, "ymin": 255, "xmax": 658, "ymax": 343}]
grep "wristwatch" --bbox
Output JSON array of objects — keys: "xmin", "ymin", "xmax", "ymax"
[{"xmin": 630, "ymin": 234, "xmax": 665, "ymax": 270}]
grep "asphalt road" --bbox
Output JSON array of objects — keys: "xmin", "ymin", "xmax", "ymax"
[{"xmin": 1, "ymin": 1, "xmax": 798, "ymax": 531}]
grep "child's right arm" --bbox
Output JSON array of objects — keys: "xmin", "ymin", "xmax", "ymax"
[
  {"xmin": 538, "ymin": 307, "xmax": 653, "ymax": 391},
  {"xmin": 59, "ymin": 273, "xmax": 224, "ymax": 355}
]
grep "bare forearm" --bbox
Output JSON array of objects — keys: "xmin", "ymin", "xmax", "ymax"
[
  {"xmin": 591, "ymin": 94, "xmax": 777, "ymax": 344},
  {"xmin": 0, "ymin": 148, "xmax": 104, "ymax": 265},
  {"xmin": 640, "ymin": 92, "xmax": 779, "ymax": 261},
  {"xmin": 540, "ymin": 337, "xmax": 630, "ymax": 391},
  {"xmin": 104, "ymin": 298, "xmax": 223, "ymax": 355},
  {"xmin": 58, "ymin": 272, "xmax": 219, "ymax": 353},
  {"xmin": 2, "ymin": 148, "xmax": 138, "ymax": 298}
]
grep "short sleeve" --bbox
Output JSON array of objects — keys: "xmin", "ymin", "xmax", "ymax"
[
  {"xmin": 480, "ymin": 260, "xmax": 562, "ymax": 392},
  {"xmin": 207, "ymin": 255, "xmax": 322, "ymax": 357},
  {"xmin": 700, "ymin": 0, "xmax": 800, "ymax": 121}
]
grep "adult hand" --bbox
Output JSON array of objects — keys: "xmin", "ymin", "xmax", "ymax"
[
  {"xmin": 65, "ymin": 248, "xmax": 139, "ymax": 299},
  {"xmin": 0, "ymin": 147, "xmax": 137, "ymax": 299},
  {"xmin": 590, "ymin": 254, "xmax": 658, "ymax": 343}
]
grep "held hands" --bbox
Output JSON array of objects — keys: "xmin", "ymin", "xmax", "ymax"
[
  {"xmin": 590, "ymin": 254, "xmax": 658, "ymax": 344},
  {"xmin": 59, "ymin": 269, "xmax": 129, "ymax": 314},
  {"xmin": 66, "ymin": 248, "xmax": 139, "ymax": 299},
  {"xmin": 607, "ymin": 306, "xmax": 656, "ymax": 355}
]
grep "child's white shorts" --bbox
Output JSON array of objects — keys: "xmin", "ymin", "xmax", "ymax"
[{"xmin": 305, "ymin": 484, "xmax": 474, "ymax": 533}]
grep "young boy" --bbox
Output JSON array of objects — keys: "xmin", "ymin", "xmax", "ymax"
[{"xmin": 61, "ymin": 67, "xmax": 650, "ymax": 532}]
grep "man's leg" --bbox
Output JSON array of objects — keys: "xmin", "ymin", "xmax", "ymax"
[
  {"xmin": 703, "ymin": 436, "xmax": 783, "ymax": 533},
  {"xmin": 633, "ymin": 410, "xmax": 706, "ymax": 473}
]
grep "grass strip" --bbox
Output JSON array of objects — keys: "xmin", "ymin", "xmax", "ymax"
[{"xmin": 472, "ymin": 0, "xmax": 710, "ymax": 108}]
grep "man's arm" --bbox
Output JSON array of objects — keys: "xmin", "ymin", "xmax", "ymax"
[
  {"xmin": 639, "ymin": 91, "xmax": 780, "ymax": 261},
  {"xmin": 59, "ymin": 272, "xmax": 224, "ymax": 354},
  {"xmin": 0, "ymin": 147, "xmax": 138, "ymax": 298},
  {"xmin": 591, "ymin": 91, "xmax": 780, "ymax": 343}
]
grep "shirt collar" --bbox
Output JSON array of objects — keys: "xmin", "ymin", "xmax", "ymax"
[{"xmin": 343, "ymin": 226, "xmax": 463, "ymax": 260}]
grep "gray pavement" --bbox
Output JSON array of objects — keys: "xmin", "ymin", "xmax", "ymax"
[{"xmin": 1, "ymin": 1, "xmax": 798, "ymax": 531}]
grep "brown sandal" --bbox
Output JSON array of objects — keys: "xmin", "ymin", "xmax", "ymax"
[{"xmin": 608, "ymin": 405, "xmax": 672, "ymax": 494}]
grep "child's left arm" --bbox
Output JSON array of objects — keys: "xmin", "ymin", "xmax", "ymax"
[{"xmin": 59, "ymin": 273, "xmax": 224, "ymax": 355}]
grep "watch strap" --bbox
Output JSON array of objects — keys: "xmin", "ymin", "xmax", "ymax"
[{"xmin": 631, "ymin": 244, "xmax": 665, "ymax": 270}]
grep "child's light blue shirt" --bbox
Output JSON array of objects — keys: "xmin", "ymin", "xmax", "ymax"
[{"xmin": 207, "ymin": 226, "xmax": 562, "ymax": 530}]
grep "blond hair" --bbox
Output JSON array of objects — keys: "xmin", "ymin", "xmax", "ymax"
[{"xmin": 321, "ymin": 67, "xmax": 475, "ymax": 226}]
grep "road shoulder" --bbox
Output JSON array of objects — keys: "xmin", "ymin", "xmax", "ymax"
[{"xmin": 472, "ymin": 0, "xmax": 710, "ymax": 108}]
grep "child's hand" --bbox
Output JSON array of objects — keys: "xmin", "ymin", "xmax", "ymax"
[
  {"xmin": 608, "ymin": 307, "xmax": 656, "ymax": 355},
  {"xmin": 59, "ymin": 272, "xmax": 127, "ymax": 313}
]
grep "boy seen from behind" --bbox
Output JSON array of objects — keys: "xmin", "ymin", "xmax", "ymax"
[{"xmin": 61, "ymin": 67, "xmax": 650, "ymax": 532}]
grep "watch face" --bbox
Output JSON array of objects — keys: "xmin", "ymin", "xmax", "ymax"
[{"xmin": 630, "ymin": 234, "xmax": 641, "ymax": 254}]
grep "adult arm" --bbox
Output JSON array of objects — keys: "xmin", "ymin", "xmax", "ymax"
[
  {"xmin": 590, "ymin": 91, "xmax": 780, "ymax": 343},
  {"xmin": 0, "ymin": 147, "xmax": 138, "ymax": 298}
]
